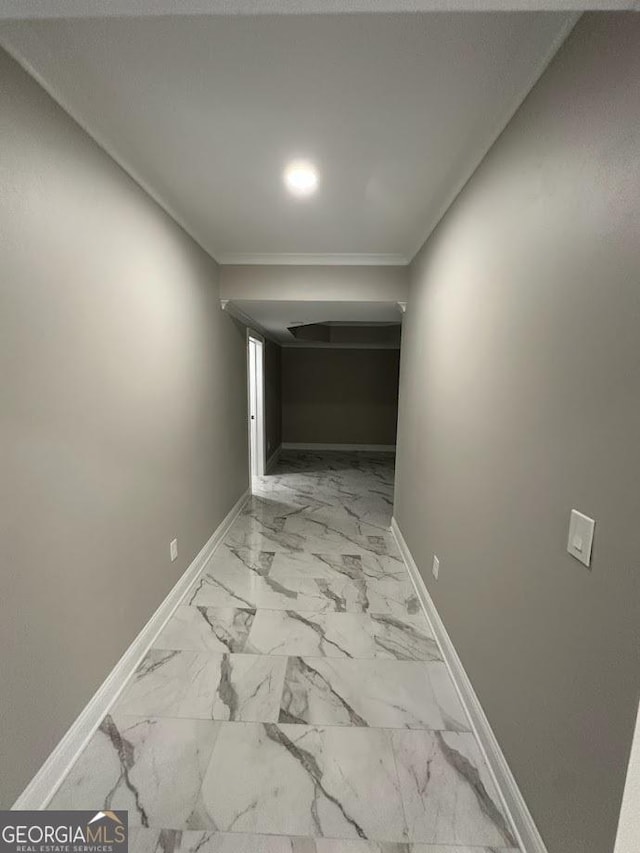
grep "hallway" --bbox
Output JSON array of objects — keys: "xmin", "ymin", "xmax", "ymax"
[
  {"xmin": 47, "ymin": 452, "xmax": 517, "ymax": 851},
  {"xmin": 2, "ymin": 10, "xmax": 639, "ymax": 853}
]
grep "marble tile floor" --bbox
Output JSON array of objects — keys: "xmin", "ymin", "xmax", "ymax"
[{"xmin": 49, "ymin": 451, "xmax": 519, "ymax": 852}]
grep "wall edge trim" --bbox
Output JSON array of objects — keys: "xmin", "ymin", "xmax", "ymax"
[
  {"xmin": 218, "ymin": 253, "xmax": 409, "ymax": 266},
  {"xmin": 12, "ymin": 486, "xmax": 251, "ymax": 810},
  {"xmin": 281, "ymin": 442, "xmax": 396, "ymax": 452},
  {"xmin": 390, "ymin": 515, "xmax": 549, "ymax": 853}
]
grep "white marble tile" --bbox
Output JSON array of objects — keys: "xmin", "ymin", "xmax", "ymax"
[
  {"xmin": 183, "ymin": 552, "xmax": 264, "ymax": 609},
  {"xmin": 315, "ymin": 842, "xmax": 517, "ymax": 853},
  {"xmin": 392, "ymin": 730, "xmax": 517, "ymax": 847},
  {"xmin": 224, "ymin": 508, "xmax": 399, "ymax": 558},
  {"xmin": 115, "ymin": 650, "xmax": 286, "ymax": 722},
  {"xmin": 210, "ymin": 543, "xmax": 276, "ymax": 577},
  {"xmin": 426, "ymin": 663, "xmax": 470, "ymax": 732},
  {"xmin": 153, "ymin": 607, "xmax": 255, "ymax": 653},
  {"xmin": 282, "ymin": 515, "xmax": 401, "ymax": 560},
  {"xmin": 267, "ymin": 554, "xmax": 420, "ymax": 617},
  {"xmin": 347, "ymin": 494, "xmax": 395, "ymax": 531},
  {"xmin": 130, "ymin": 829, "xmax": 316, "ymax": 853},
  {"xmin": 224, "ymin": 515, "xmax": 308, "ymax": 553},
  {"xmin": 246, "ymin": 610, "xmax": 441, "ymax": 661},
  {"xmin": 47, "ymin": 452, "xmax": 512, "ymax": 853},
  {"xmin": 244, "ymin": 493, "xmax": 331, "ymax": 522},
  {"xmin": 354, "ymin": 553, "xmax": 407, "ymax": 582},
  {"xmin": 285, "ymin": 502, "xmax": 382, "ymax": 534},
  {"xmin": 268, "ymin": 551, "xmax": 353, "ymax": 581},
  {"xmin": 325, "ymin": 612, "xmax": 441, "ymax": 661},
  {"xmin": 279, "ymin": 658, "xmax": 468, "ymax": 730},
  {"xmin": 301, "ymin": 491, "xmax": 394, "ymax": 533},
  {"xmin": 185, "ymin": 570, "xmax": 353, "ymax": 612},
  {"xmin": 48, "ymin": 714, "xmax": 219, "ymax": 827},
  {"xmin": 340, "ymin": 576, "xmax": 421, "ymax": 618},
  {"xmin": 254, "ymin": 575, "xmax": 354, "ymax": 612},
  {"xmin": 245, "ymin": 610, "xmax": 342, "ymax": 657},
  {"xmin": 197, "ymin": 723, "xmax": 408, "ymax": 840},
  {"xmin": 183, "ymin": 573, "xmax": 259, "ymax": 609},
  {"xmin": 249, "ymin": 459, "xmax": 396, "ymax": 537},
  {"xmin": 269, "ymin": 552, "xmax": 407, "ymax": 585}
]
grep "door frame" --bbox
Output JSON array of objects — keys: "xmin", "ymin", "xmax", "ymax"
[{"xmin": 247, "ymin": 330, "xmax": 266, "ymax": 478}]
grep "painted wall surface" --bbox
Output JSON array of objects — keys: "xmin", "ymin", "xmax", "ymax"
[
  {"xmin": 394, "ymin": 14, "xmax": 640, "ymax": 853},
  {"xmin": 282, "ymin": 348, "xmax": 399, "ymax": 445},
  {"xmin": 264, "ymin": 339, "xmax": 282, "ymax": 458},
  {"xmin": 220, "ymin": 264, "xmax": 409, "ymax": 302},
  {"xmin": 0, "ymin": 49, "xmax": 249, "ymax": 806}
]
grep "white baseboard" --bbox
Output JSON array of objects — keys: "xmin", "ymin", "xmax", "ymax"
[
  {"xmin": 266, "ymin": 444, "xmax": 282, "ymax": 472},
  {"xmin": 281, "ymin": 442, "xmax": 396, "ymax": 453},
  {"xmin": 391, "ymin": 516, "xmax": 548, "ymax": 853},
  {"xmin": 12, "ymin": 487, "xmax": 250, "ymax": 811}
]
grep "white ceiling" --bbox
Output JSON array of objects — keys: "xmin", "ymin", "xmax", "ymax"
[
  {"xmin": 1, "ymin": 10, "xmax": 578, "ymax": 264},
  {"xmin": 227, "ymin": 300, "xmax": 404, "ymax": 345}
]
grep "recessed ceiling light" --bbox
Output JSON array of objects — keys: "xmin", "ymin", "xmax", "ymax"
[{"xmin": 283, "ymin": 160, "xmax": 319, "ymax": 197}]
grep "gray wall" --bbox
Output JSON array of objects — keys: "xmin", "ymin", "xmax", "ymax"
[
  {"xmin": 220, "ymin": 264, "xmax": 409, "ymax": 302},
  {"xmin": 0, "ymin": 49, "xmax": 249, "ymax": 806},
  {"xmin": 394, "ymin": 14, "xmax": 640, "ymax": 853},
  {"xmin": 264, "ymin": 339, "xmax": 282, "ymax": 458},
  {"xmin": 283, "ymin": 348, "xmax": 399, "ymax": 445}
]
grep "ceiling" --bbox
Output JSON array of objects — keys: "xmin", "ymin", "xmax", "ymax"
[
  {"xmin": 227, "ymin": 300, "xmax": 404, "ymax": 345},
  {"xmin": 0, "ymin": 10, "xmax": 578, "ymax": 264}
]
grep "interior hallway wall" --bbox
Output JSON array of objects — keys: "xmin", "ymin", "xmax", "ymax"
[
  {"xmin": 0, "ymin": 49, "xmax": 249, "ymax": 806},
  {"xmin": 220, "ymin": 264, "xmax": 409, "ymax": 303},
  {"xmin": 264, "ymin": 339, "xmax": 282, "ymax": 459},
  {"xmin": 282, "ymin": 348, "xmax": 400, "ymax": 445},
  {"xmin": 394, "ymin": 14, "xmax": 640, "ymax": 853}
]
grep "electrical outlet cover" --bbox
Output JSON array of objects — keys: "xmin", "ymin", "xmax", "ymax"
[{"xmin": 567, "ymin": 509, "xmax": 595, "ymax": 567}]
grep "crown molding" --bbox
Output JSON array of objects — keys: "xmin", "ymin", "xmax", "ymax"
[
  {"xmin": 0, "ymin": 2, "xmax": 635, "ymax": 19},
  {"xmin": 217, "ymin": 253, "xmax": 409, "ymax": 267},
  {"xmin": 0, "ymin": 31, "xmax": 223, "ymax": 266},
  {"xmin": 281, "ymin": 341, "xmax": 400, "ymax": 349},
  {"xmin": 3, "ymin": 9, "xmax": 588, "ymax": 278},
  {"xmin": 220, "ymin": 299, "xmax": 279, "ymax": 343},
  {"xmin": 407, "ymin": 11, "xmax": 581, "ymax": 263}
]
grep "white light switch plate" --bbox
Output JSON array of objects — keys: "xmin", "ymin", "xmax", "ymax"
[
  {"xmin": 567, "ymin": 509, "xmax": 595, "ymax": 567},
  {"xmin": 432, "ymin": 555, "xmax": 440, "ymax": 579},
  {"xmin": 170, "ymin": 538, "xmax": 178, "ymax": 562}
]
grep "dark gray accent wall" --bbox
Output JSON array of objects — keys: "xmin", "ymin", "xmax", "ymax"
[
  {"xmin": 394, "ymin": 14, "xmax": 640, "ymax": 853},
  {"xmin": 0, "ymin": 49, "xmax": 249, "ymax": 806},
  {"xmin": 282, "ymin": 348, "xmax": 400, "ymax": 445}
]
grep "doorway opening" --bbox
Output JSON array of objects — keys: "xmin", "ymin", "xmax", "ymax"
[{"xmin": 247, "ymin": 333, "xmax": 266, "ymax": 479}]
